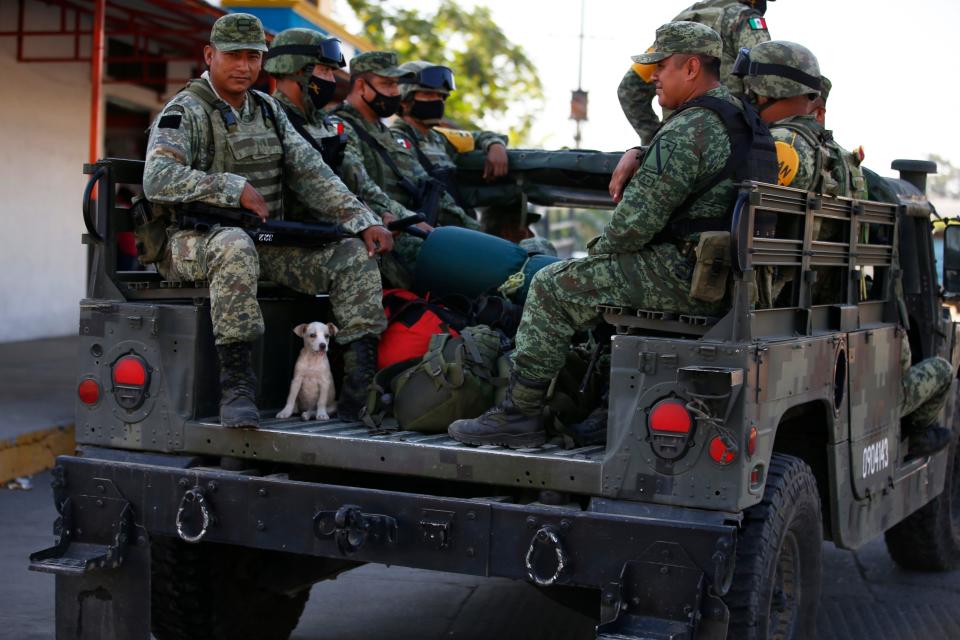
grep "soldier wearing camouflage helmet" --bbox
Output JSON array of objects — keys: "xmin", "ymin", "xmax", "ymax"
[
  {"xmin": 142, "ymin": 14, "xmax": 393, "ymax": 426},
  {"xmin": 331, "ymin": 53, "xmax": 481, "ymax": 282},
  {"xmin": 391, "ymin": 60, "xmax": 509, "ymax": 214},
  {"xmin": 263, "ymin": 30, "xmax": 431, "ymax": 266},
  {"xmin": 618, "ymin": 0, "xmax": 774, "ymax": 145},
  {"xmin": 449, "ymin": 22, "xmax": 777, "ymax": 448}
]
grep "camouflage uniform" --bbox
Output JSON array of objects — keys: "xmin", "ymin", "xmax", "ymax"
[
  {"xmin": 900, "ymin": 332, "xmax": 954, "ymax": 431},
  {"xmin": 619, "ymin": 0, "xmax": 771, "ymax": 143},
  {"xmin": 391, "ymin": 119, "xmax": 506, "ymax": 178},
  {"xmin": 144, "ymin": 71, "xmax": 385, "ymax": 347}
]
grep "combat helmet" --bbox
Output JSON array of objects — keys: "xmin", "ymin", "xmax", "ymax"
[
  {"xmin": 398, "ymin": 60, "xmax": 456, "ymax": 102},
  {"xmin": 263, "ymin": 28, "xmax": 345, "ymax": 76},
  {"xmin": 733, "ymin": 40, "xmax": 821, "ymax": 99}
]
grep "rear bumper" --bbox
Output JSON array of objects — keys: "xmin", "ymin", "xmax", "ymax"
[{"xmin": 39, "ymin": 449, "xmax": 739, "ymax": 638}]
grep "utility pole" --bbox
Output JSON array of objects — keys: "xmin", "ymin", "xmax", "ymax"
[{"xmin": 569, "ymin": 0, "xmax": 587, "ymax": 149}]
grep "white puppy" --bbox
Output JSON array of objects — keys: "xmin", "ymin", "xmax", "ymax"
[{"xmin": 276, "ymin": 322, "xmax": 338, "ymax": 421}]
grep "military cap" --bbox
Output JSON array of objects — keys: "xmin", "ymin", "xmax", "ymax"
[
  {"xmin": 349, "ymin": 51, "xmax": 411, "ymax": 78},
  {"xmin": 210, "ymin": 13, "xmax": 267, "ymax": 53},
  {"xmin": 632, "ymin": 21, "xmax": 722, "ymax": 64},
  {"xmin": 738, "ymin": 40, "xmax": 821, "ymax": 99},
  {"xmin": 819, "ymin": 75, "xmax": 832, "ymax": 103}
]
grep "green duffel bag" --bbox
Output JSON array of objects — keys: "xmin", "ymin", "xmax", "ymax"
[{"xmin": 377, "ymin": 325, "xmax": 506, "ymax": 433}]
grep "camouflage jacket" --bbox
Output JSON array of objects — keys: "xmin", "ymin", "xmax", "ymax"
[
  {"xmin": 330, "ymin": 102, "xmax": 479, "ymax": 229},
  {"xmin": 771, "ymin": 114, "xmax": 868, "ymax": 199},
  {"xmin": 390, "ymin": 119, "xmax": 507, "ymax": 172},
  {"xmin": 272, "ymin": 91, "xmax": 418, "ymax": 222},
  {"xmin": 591, "ymin": 86, "xmax": 739, "ymax": 303},
  {"xmin": 143, "ymin": 76, "xmax": 380, "ymax": 235},
  {"xmin": 619, "ymin": 0, "xmax": 770, "ymax": 142}
]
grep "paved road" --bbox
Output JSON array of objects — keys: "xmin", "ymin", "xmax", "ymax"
[{"xmin": 3, "ymin": 471, "xmax": 959, "ymax": 640}]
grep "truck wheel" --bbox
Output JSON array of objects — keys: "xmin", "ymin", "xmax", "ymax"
[
  {"xmin": 151, "ymin": 537, "xmax": 310, "ymax": 640},
  {"xmin": 884, "ymin": 433, "xmax": 960, "ymax": 571},
  {"xmin": 725, "ymin": 454, "xmax": 822, "ymax": 640}
]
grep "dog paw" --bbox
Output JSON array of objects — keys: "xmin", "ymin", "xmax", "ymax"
[
  {"xmin": 276, "ymin": 408, "xmax": 294, "ymax": 419},
  {"xmin": 317, "ymin": 412, "xmax": 330, "ymax": 421},
  {"xmin": 301, "ymin": 410, "xmax": 316, "ymax": 421}
]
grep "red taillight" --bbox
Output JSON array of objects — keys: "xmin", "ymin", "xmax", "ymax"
[
  {"xmin": 78, "ymin": 378, "xmax": 100, "ymax": 405},
  {"xmin": 649, "ymin": 400, "xmax": 692, "ymax": 433},
  {"xmin": 708, "ymin": 435, "xmax": 737, "ymax": 465},
  {"xmin": 648, "ymin": 399, "xmax": 695, "ymax": 461},
  {"xmin": 113, "ymin": 355, "xmax": 147, "ymax": 386},
  {"xmin": 747, "ymin": 426, "xmax": 758, "ymax": 458}
]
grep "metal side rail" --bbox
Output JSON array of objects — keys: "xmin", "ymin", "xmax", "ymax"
[
  {"xmin": 35, "ymin": 451, "xmax": 739, "ymax": 640},
  {"xmin": 183, "ymin": 417, "xmax": 608, "ymax": 495}
]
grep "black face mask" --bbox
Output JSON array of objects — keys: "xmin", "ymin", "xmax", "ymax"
[
  {"xmin": 409, "ymin": 99, "xmax": 445, "ymax": 124},
  {"xmin": 363, "ymin": 83, "xmax": 402, "ymax": 118},
  {"xmin": 306, "ymin": 76, "xmax": 338, "ymax": 110}
]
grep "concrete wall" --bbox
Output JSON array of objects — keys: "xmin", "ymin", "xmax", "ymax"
[{"xmin": 0, "ymin": 2, "xmax": 170, "ymax": 343}]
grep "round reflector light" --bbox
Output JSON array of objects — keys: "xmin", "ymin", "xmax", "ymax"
[
  {"xmin": 648, "ymin": 400, "xmax": 692, "ymax": 433},
  {"xmin": 113, "ymin": 355, "xmax": 147, "ymax": 386},
  {"xmin": 78, "ymin": 379, "xmax": 100, "ymax": 405},
  {"xmin": 708, "ymin": 436, "xmax": 736, "ymax": 465}
]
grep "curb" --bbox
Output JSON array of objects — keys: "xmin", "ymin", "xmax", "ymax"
[{"xmin": 0, "ymin": 424, "xmax": 76, "ymax": 485}]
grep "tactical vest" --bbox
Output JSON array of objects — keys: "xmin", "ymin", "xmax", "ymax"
[
  {"xmin": 406, "ymin": 131, "xmax": 473, "ymax": 212},
  {"xmin": 280, "ymin": 104, "xmax": 347, "ymax": 173},
  {"xmin": 659, "ymin": 94, "xmax": 778, "ymax": 239},
  {"xmin": 183, "ymin": 80, "xmax": 285, "ymax": 217},
  {"xmin": 774, "ymin": 119, "xmax": 867, "ymax": 199},
  {"xmin": 673, "ymin": 0, "xmax": 763, "ymax": 94}
]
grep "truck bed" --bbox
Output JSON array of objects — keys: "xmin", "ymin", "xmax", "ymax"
[{"xmin": 183, "ymin": 417, "xmax": 606, "ymax": 495}]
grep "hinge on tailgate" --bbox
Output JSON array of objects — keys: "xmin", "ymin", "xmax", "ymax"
[{"xmin": 313, "ymin": 504, "xmax": 398, "ymax": 555}]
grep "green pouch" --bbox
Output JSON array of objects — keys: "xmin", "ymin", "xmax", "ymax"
[{"xmin": 689, "ymin": 231, "xmax": 730, "ymax": 303}]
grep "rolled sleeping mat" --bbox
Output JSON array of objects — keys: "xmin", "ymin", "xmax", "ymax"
[{"xmin": 413, "ymin": 226, "xmax": 560, "ymax": 303}]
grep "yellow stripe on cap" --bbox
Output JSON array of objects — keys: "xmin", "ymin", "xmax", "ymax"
[
  {"xmin": 434, "ymin": 127, "xmax": 475, "ymax": 153},
  {"xmin": 775, "ymin": 140, "xmax": 800, "ymax": 186},
  {"xmin": 631, "ymin": 48, "xmax": 657, "ymax": 83}
]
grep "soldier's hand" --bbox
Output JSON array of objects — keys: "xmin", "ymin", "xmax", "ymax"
[
  {"xmin": 416, "ymin": 222, "xmax": 434, "ymax": 233},
  {"xmin": 361, "ymin": 225, "xmax": 394, "ymax": 257},
  {"xmin": 483, "ymin": 143, "xmax": 509, "ymax": 182},
  {"xmin": 609, "ymin": 148, "xmax": 642, "ymax": 204},
  {"xmin": 240, "ymin": 182, "xmax": 270, "ymax": 221},
  {"xmin": 381, "ymin": 212, "xmax": 402, "ymax": 238}
]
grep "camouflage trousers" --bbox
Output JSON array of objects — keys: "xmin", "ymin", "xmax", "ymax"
[
  {"xmin": 900, "ymin": 356, "xmax": 955, "ymax": 431},
  {"xmin": 159, "ymin": 227, "xmax": 386, "ymax": 346},
  {"xmin": 379, "ymin": 233, "xmax": 422, "ymax": 290}
]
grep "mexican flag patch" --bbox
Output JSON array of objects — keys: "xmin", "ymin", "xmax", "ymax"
[
  {"xmin": 749, "ymin": 16, "xmax": 768, "ymax": 30},
  {"xmin": 395, "ymin": 136, "xmax": 411, "ymax": 149}
]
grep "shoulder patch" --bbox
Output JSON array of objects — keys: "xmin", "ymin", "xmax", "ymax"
[
  {"xmin": 775, "ymin": 140, "xmax": 800, "ymax": 186},
  {"xmin": 158, "ymin": 113, "xmax": 182, "ymax": 130},
  {"xmin": 636, "ymin": 137, "xmax": 677, "ymax": 188},
  {"xmin": 434, "ymin": 127, "xmax": 476, "ymax": 153},
  {"xmin": 395, "ymin": 136, "xmax": 411, "ymax": 150},
  {"xmin": 748, "ymin": 16, "xmax": 768, "ymax": 30}
]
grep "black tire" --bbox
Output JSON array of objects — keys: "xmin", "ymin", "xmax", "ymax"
[
  {"xmin": 725, "ymin": 454, "xmax": 823, "ymax": 640},
  {"xmin": 884, "ymin": 432, "xmax": 960, "ymax": 571},
  {"xmin": 151, "ymin": 537, "xmax": 311, "ymax": 640}
]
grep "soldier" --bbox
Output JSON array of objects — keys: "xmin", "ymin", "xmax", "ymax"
[
  {"xmin": 899, "ymin": 333, "xmax": 955, "ymax": 456},
  {"xmin": 142, "ymin": 14, "xmax": 393, "ymax": 427},
  {"xmin": 449, "ymin": 22, "xmax": 778, "ymax": 448},
  {"xmin": 262, "ymin": 29, "xmax": 432, "ymax": 289},
  {"xmin": 392, "ymin": 60, "xmax": 509, "ymax": 214},
  {"xmin": 618, "ymin": 0, "xmax": 773, "ymax": 145}
]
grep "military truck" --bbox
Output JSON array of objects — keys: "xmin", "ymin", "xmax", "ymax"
[{"xmin": 30, "ymin": 151, "xmax": 960, "ymax": 640}]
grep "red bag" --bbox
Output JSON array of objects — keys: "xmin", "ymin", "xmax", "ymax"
[{"xmin": 378, "ymin": 289, "xmax": 467, "ymax": 369}]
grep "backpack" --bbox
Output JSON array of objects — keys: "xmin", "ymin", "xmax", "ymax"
[
  {"xmin": 377, "ymin": 289, "xmax": 470, "ymax": 370},
  {"xmin": 364, "ymin": 325, "xmax": 506, "ymax": 433}
]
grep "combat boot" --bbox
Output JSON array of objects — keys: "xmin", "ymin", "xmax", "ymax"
[
  {"xmin": 339, "ymin": 336, "xmax": 378, "ymax": 422},
  {"xmin": 216, "ymin": 341, "xmax": 259, "ymax": 428},
  {"xmin": 906, "ymin": 423, "xmax": 954, "ymax": 458},
  {"xmin": 565, "ymin": 407, "xmax": 608, "ymax": 447},
  {"xmin": 448, "ymin": 374, "xmax": 548, "ymax": 449}
]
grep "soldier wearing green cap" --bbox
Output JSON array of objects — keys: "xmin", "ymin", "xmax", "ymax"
[
  {"xmin": 331, "ymin": 51, "xmax": 481, "ymax": 286},
  {"xmin": 390, "ymin": 60, "xmax": 509, "ymax": 214},
  {"xmin": 448, "ymin": 21, "xmax": 778, "ymax": 449},
  {"xmin": 142, "ymin": 13, "xmax": 394, "ymax": 428},
  {"xmin": 617, "ymin": 0, "xmax": 774, "ymax": 145},
  {"xmin": 263, "ymin": 30, "xmax": 430, "ymax": 242}
]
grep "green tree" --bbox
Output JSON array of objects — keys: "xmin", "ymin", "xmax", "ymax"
[{"xmin": 346, "ymin": 0, "xmax": 543, "ymax": 144}]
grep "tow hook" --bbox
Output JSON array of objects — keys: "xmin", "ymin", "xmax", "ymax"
[
  {"xmin": 175, "ymin": 487, "xmax": 212, "ymax": 544},
  {"xmin": 525, "ymin": 525, "xmax": 568, "ymax": 586},
  {"xmin": 313, "ymin": 505, "xmax": 398, "ymax": 555}
]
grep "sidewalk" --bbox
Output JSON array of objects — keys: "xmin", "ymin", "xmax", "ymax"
[{"xmin": 0, "ymin": 336, "xmax": 77, "ymax": 483}]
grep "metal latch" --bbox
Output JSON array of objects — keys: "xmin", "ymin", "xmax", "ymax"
[
  {"xmin": 313, "ymin": 505, "xmax": 398, "ymax": 555},
  {"xmin": 419, "ymin": 509, "xmax": 455, "ymax": 550}
]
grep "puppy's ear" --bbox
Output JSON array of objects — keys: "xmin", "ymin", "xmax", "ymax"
[
  {"xmin": 326, "ymin": 322, "xmax": 339, "ymax": 337},
  {"xmin": 293, "ymin": 323, "xmax": 308, "ymax": 337}
]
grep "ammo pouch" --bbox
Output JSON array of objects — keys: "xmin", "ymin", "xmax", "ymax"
[
  {"xmin": 689, "ymin": 231, "xmax": 731, "ymax": 303},
  {"xmin": 131, "ymin": 197, "xmax": 169, "ymax": 265},
  {"xmin": 365, "ymin": 325, "xmax": 505, "ymax": 433}
]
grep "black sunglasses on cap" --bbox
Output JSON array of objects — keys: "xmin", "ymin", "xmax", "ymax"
[
  {"xmin": 317, "ymin": 38, "xmax": 346, "ymax": 68},
  {"xmin": 413, "ymin": 65, "xmax": 455, "ymax": 92},
  {"xmin": 263, "ymin": 37, "xmax": 346, "ymax": 69},
  {"xmin": 731, "ymin": 47, "xmax": 821, "ymax": 93}
]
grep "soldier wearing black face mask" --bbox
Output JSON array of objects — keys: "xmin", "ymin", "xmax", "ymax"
[
  {"xmin": 391, "ymin": 60, "xmax": 509, "ymax": 214},
  {"xmin": 264, "ymin": 31, "xmax": 427, "ymax": 251}
]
